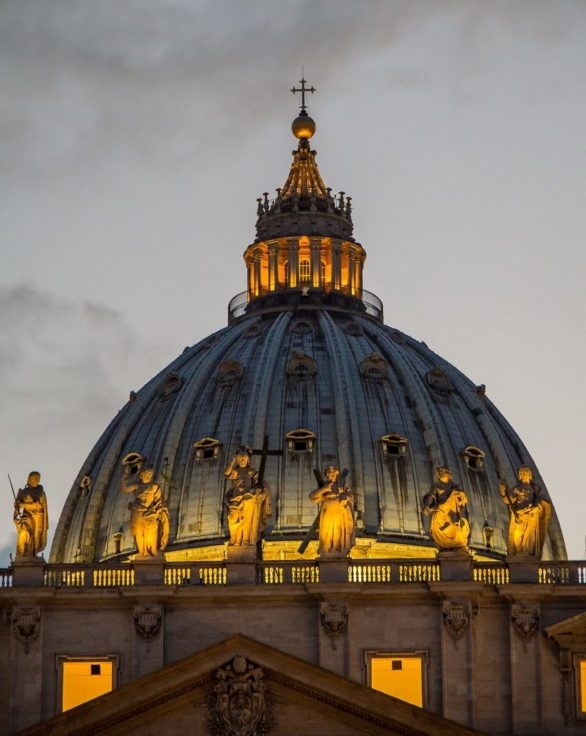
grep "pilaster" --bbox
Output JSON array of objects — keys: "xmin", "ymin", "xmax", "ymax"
[{"xmin": 509, "ymin": 601, "xmax": 542, "ymax": 733}]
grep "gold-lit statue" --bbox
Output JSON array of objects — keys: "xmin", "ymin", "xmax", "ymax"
[
  {"xmin": 422, "ymin": 467, "xmax": 470, "ymax": 551},
  {"xmin": 224, "ymin": 447, "xmax": 272, "ymax": 546},
  {"xmin": 499, "ymin": 466, "xmax": 551, "ymax": 558},
  {"xmin": 122, "ymin": 467, "xmax": 169, "ymax": 557},
  {"xmin": 13, "ymin": 471, "xmax": 49, "ymax": 558},
  {"xmin": 309, "ymin": 465, "xmax": 355, "ymax": 558}
]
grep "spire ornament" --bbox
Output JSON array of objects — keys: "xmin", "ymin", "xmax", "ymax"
[
  {"xmin": 291, "ymin": 76, "xmax": 316, "ymax": 140},
  {"xmin": 291, "ymin": 76, "xmax": 315, "ymax": 113}
]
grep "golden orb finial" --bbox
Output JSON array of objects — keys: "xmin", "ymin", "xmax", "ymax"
[{"xmin": 292, "ymin": 112, "xmax": 316, "ymax": 140}]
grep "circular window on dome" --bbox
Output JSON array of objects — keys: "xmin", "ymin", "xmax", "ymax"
[
  {"xmin": 425, "ymin": 367, "xmax": 453, "ymax": 395},
  {"xmin": 344, "ymin": 321, "xmax": 363, "ymax": 336},
  {"xmin": 121, "ymin": 452, "xmax": 145, "ymax": 478},
  {"xmin": 79, "ymin": 475, "xmax": 92, "ymax": 497},
  {"xmin": 462, "ymin": 445, "xmax": 486, "ymax": 471},
  {"xmin": 216, "ymin": 360, "xmax": 244, "ymax": 386},
  {"xmin": 160, "ymin": 372, "xmax": 182, "ymax": 399},
  {"xmin": 286, "ymin": 352, "xmax": 317, "ymax": 382},
  {"xmin": 360, "ymin": 353, "xmax": 389, "ymax": 382},
  {"xmin": 243, "ymin": 323, "xmax": 262, "ymax": 338},
  {"xmin": 292, "ymin": 320, "xmax": 313, "ymax": 335}
]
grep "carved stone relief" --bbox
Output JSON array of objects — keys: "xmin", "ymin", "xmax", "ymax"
[
  {"xmin": 12, "ymin": 607, "xmax": 41, "ymax": 653},
  {"xmin": 134, "ymin": 604, "xmax": 162, "ymax": 640},
  {"xmin": 206, "ymin": 655, "xmax": 273, "ymax": 736},
  {"xmin": 442, "ymin": 600, "xmax": 472, "ymax": 641},
  {"xmin": 511, "ymin": 603, "xmax": 539, "ymax": 643},
  {"xmin": 320, "ymin": 602, "xmax": 348, "ymax": 650}
]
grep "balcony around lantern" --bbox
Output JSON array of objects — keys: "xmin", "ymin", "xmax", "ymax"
[{"xmin": 228, "ymin": 283, "xmax": 384, "ymax": 324}]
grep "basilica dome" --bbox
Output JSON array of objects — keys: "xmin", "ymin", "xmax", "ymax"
[{"xmin": 50, "ymin": 91, "xmax": 566, "ymax": 565}]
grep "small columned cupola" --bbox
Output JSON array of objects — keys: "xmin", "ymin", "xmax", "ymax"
[{"xmin": 244, "ymin": 78, "xmax": 366, "ymax": 305}]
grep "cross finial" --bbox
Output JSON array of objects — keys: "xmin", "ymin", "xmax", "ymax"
[{"xmin": 291, "ymin": 76, "xmax": 316, "ymax": 114}]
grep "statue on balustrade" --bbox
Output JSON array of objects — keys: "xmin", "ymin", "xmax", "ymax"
[
  {"xmin": 122, "ymin": 467, "xmax": 169, "ymax": 557},
  {"xmin": 13, "ymin": 471, "xmax": 48, "ymax": 558},
  {"xmin": 309, "ymin": 465, "xmax": 355, "ymax": 558},
  {"xmin": 422, "ymin": 467, "xmax": 470, "ymax": 551},
  {"xmin": 224, "ymin": 447, "xmax": 272, "ymax": 546},
  {"xmin": 499, "ymin": 466, "xmax": 551, "ymax": 558}
]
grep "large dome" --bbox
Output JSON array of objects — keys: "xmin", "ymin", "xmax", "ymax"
[{"xmin": 50, "ymin": 90, "xmax": 566, "ymax": 565}]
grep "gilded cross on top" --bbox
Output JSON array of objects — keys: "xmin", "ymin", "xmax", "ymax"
[{"xmin": 291, "ymin": 76, "xmax": 315, "ymax": 113}]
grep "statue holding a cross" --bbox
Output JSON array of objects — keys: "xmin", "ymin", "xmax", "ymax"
[{"xmin": 224, "ymin": 442, "xmax": 275, "ymax": 548}]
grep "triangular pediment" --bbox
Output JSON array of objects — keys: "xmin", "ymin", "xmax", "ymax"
[
  {"xmin": 545, "ymin": 611, "xmax": 586, "ymax": 647},
  {"xmin": 19, "ymin": 634, "xmax": 485, "ymax": 736}
]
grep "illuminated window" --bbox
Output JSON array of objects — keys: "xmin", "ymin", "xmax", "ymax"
[
  {"xmin": 57, "ymin": 656, "xmax": 117, "ymax": 712},
  {"xmin": 299, "ymin": 259, "xmax": 311, "ymax": 282},
  {"xmin": 575, "ymin": 656, "xmax": 586, "ymax": 717},
  {"xmin": 365, "ymin": 651, "xmax": 427, "ymax": 708}
]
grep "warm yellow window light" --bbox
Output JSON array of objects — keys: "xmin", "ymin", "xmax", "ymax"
[
  {"xmin": 580, "ymin": 660, "xmax": 586, "ymax": 712},
  {"xmin": 61, "ymin": 660, "xmax": 114, "ymax": 712},
  {"xmin": 370, "ymin": 656, "xmax": 423, "ymax": 707}
]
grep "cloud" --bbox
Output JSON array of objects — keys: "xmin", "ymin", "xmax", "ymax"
[{"xmin": 0, "ymin": 284, "xmax": 149, "ymax": 555}]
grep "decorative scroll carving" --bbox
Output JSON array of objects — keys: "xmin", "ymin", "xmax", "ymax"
[
  {"xmin": 442, "ymin": 600, "xmax": 472, "ymax": 641},
  {"xmin": 320, "ymin": 602, "xmax": 348, "ymax": 650},
  {"xmin": 134, "ymin": 604, "xmax": 162, "ymax": 640},
  {"xmin": 13, "ymin": 607, "xmax": 41, "ymax": 653},
  {"xmin": 511, "ymin": 603, "xmax": 539, "ymax": 643},
  {"xmin": 206, "ymin": 655, "xmax": 273, "ymax": 736}
]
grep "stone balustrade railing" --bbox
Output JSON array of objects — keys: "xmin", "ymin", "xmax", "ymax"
[{"xmin": 2, "ymin": 559, "xmax": 586, "ymax": 589}]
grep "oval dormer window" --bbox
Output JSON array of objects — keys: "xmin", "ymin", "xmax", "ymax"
[{"xmin": 463, "ymin": 445, "xmax": 486, "ymax": 471}]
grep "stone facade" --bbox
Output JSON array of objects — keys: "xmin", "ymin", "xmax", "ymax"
[{"xmin": 2, "ymin": 557, "xmax": 586, "ymax": 735}]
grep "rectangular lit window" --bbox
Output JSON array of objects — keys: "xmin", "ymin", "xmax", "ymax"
[
  {"xmin": 365, "ymin": 651, "xmax": 427, "ymax": 708},
  {"xmin": 578, "ymin": 658, "xmax": 586, "ymax": 715},
  {"xmin": 57, "ymin": 656, "xmax": 117, "ymax": 712}
]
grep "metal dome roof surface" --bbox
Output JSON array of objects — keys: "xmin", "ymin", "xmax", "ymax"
[
  {"xmin": 50, "ymin": 301, "xmax": 566, "ymax": 563},
  {"xmin": 50, "ymin": 86, "xmax": 566, "ymax": 564}
]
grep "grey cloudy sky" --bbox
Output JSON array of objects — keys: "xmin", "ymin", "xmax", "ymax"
[{"xmin": 1, "ymin": 0, "xmax": 585, "ymax": 563}]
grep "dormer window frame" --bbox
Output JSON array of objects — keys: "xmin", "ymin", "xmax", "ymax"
[
  {"xmin": 285, "ymin": 428, "xmax": 316, "ymax": 455},
  {"xmin": 380, "ymin": 433, "xmax": 409, "ymax": 457},
  {"xmin": 462, "ymin": 445, "xmax": 486, "ymax": 471},
  {"xmin": 193, "ymin": 437, "xmax": 222, "ymax": 462}
]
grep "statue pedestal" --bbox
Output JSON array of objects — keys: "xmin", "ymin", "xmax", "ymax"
[
  {"xmin": 318, "ymin": 560, "xmax": 349, "ymax": 583},
  {"xmin": 12, "ymin": 557, "xmax": 46, "ymax": 587},
  {"xmin": 508, "ymin": 557, "xmax": 539, "ymax": 584},
  {"xmin": 226, "ymin": 546, "xmax": 258, "ymax": 584},
  {"xmin": 133, "ymin": 556, "xmax": 165, "ymax": 585},
  {"xmin": 438, "ymin": 549, "xmax": 473, "ymax": 581}
]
